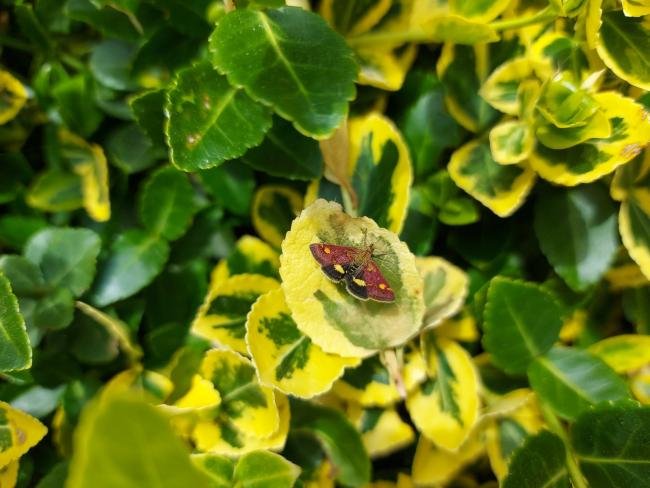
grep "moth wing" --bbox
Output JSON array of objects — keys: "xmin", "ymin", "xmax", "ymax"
[
  {"xmin": 361, "ymin": 260, "xmax": 395, "ymax": 302},
  {"xmin": 309, "ymin": 243, "xmax": 359, "ymax": 266},
  {"xmin": 310, "ymin": 243, "xmax": 358, "ymax": 283}
]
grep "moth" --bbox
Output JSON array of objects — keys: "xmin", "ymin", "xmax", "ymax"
[{"xmin": 309, "ymin": 242, "xmax": 395, "ymax": 302}]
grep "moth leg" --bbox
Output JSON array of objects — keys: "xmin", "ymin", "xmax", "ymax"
[{"xmin": 321, "ymin": 264, "xmax": 346, "ymax": 282}]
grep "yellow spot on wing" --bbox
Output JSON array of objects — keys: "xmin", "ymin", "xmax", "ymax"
[
  {"xmin": 353, "ymin": 278, "xmax": 366, "ymax": 286},
  {"xmin": 324, "ymin": 247, "xmax": 331, "ymax": 254},
  {"xmin": 379, "ymin": 283, "xmax": 387, "ymax": 290},
  {"xmin": 334, "ymin": 264, "xmax": 345, "ymax": 274}
]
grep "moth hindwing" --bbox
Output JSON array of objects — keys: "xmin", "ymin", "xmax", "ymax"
[{"xmin": 309, "ymin": 243, "xmax": 395, "ymax": 302}]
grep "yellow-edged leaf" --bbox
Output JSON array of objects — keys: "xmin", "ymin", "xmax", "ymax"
[
  {"xmin": 192, "ymin": 274, "xmax": 280, "ymax": 354},
  {"xmin": 193, "ymin": 391, "xmax": 289, "ymax": 456},
  {"xmin": 449, "ymin": 139, "xmax": 536, "ymax": 217},
  {"xmin": 631, "ymin": 370, "xmax": 650, "ymax": 404},
  {"xmin": 174, "ymin": 375, "xmax": 222, "ymax": 410},
  {"xmin": 619, "ymin": 196, "xmax": 650, "ymax": 280},
  {"xmin": 252, "ymin": 186, "xmax": 303, "ymax": 249},
  {"xmin": 489, "ymin": 119, "xmax": 535, "ymax": 165},
  {"xmin": 348, "ymin": 113, "xmax": 413, "ymax": 234},
  {"xmin": 0, "ymin": 71, "xmax": 28, "ymax": 125},
  {"xmin": 480, "ymin": 58, "xmax": 534, "ymax": 115},
  {"xmin": 529, "ymin": 92, "xmax": 650, "ymax": 186},
  {"xmin": 411, "ymin": 427, "xmax": 484, "ymax": 486},
  {"xmin": 246, "ymin": 288, "xmax": 360, "ymax": 398},
  {"xmin": 102, "ymin": 368, "xmax": 173, "ymax": 403},
  {"xmin": 279, "ymin": 199, "xmax": 424, "ymax": 357},
  {"xmin": 0, "ymin": 402, "xmax": 47, "ymax": 468},
  {"xmin": 212, "ymin": 235, "xmax": 280, "ymax": 285},
  {"xmin": 588, "ymin": 335, "xmax": 650, "ymax": 373},
  {"xmin": 58, "ymin": 129, "xmax": 110, "ymax": 222},
  {"xmin": 622, "ymin": 0, "xmax": 650, "ymax": 15},
  {"xmin": 0, "ymin": 460, "xmax": 18, "ymax": 488},
  {"xmin": 333, "ymin": 355, "xmax": 402, "ymax": 407},
  {"xmin": 417, "ymin": 256, "xmax": 469, "ymax": 329},
  {"xmin": 407, "ymin": 334, "xmax": 480, "ymax": 450},
  {"xmin": 352, "ymin": 406, "xmax": 415, "ymax": 458},
  {"xmin": 357, "ymin": 45, "xmax": 418, "ymax": 91},
  {"xmin": 436, "ymin": 311, "xmax": 480, "ymax": 342}
]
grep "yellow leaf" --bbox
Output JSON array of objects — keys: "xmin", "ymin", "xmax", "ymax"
[
  {"xmin": 585, "ymin": 0, "xmax": 603, "ymax": 49},
  {"xmin": 605, "ymin": 263, "xmax": 650, "ymax": 290},
  {"xmin": 333, "ymin": 355, "xmax": 402, "ymax": 407},
  {"xmin": 246, "ymin": 288, "xmax": 360, "ymax": 398},
  {"xmin": 0, "ymin": 402, "xmax": 47, "ymax": 468},
  {"xmin": 631, "ymin": 369, "xmax": 650, "ymax": 404},
  {"xmin": 489, "ymin": 119, "xmax": 535, "ymax": 165},
  {"xmin": 357, "ymin": 45, "xmax": 418, "ymax": 91},
  {"xmin": 319, "ymin": 0, "xmax": 392, "ymax": 36},
  {"xmin": 411, "ymin": 427, "xmax": 484, "ymax": 485},
  {"xmin": 622, "ymin": 0, "xmax": 650, "ymax": 15},
  {"xmin": 588, "ymin": 335, "xmax": 650, "ymax": 373},
  {"xmin": 417, "ymin": 257, "xmax": 469, "ymax": 329},
  {"xmin": 58, "ymin": 129, "xmax": 111, "ymax": 222},
  {"xmin": 436, "ymin": 312, "xmax": 480, "ymax": 342},
  {"xmin": 192, "ymin": 274, "xmax": 280, "ymax": 354},
  {"xmin": 356, "ymin": 407, "xmax": 415, "ymax": 458},
  {"xmin": 174, "ymin": 375, "xmax": 222, "ymax": 410},
  {"xmin": 0, "ymin": 460, "xmax": 18, "ymax": 488},
  {"xmin": 480, "ymin": 58, "xmax": 534, "ymax": 115},
  {"xmin": 0, "ymin": 71, "xmax": 28, "ymax": 125},
  {"xmin": 212, "ymin": 235, "xmax": 280, "ymax": 283},
  {"xmin": 279, "ymin": 199, "xmax": 424, "ymax": 357},
  {"xmin": 102, "ymin": 369, "xmax": 173, "ymax": 404},
  {"xmin": 407, "ymin": 335, "xmax": 480, "ymax": 450},
  {"xmin": 252, "ymin": 186, "xmax": 303, "ymax": 249}
]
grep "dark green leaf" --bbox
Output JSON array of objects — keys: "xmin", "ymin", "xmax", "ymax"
[
  {"xmin": 483, "ymin": 277, "xmax": 563, "ymax": 374},
  {"xmin": 0, "ymin": 256, "xmax": 45, "ymax": 296},
  {"xmin": 290, "ymin": 399, "xmax": 371, "ymax": 487},
  {"xmin": 572, "ymin": 404, "xmax": 650, "ymax": 488},
  {"xmin": 503, "ymin": 430, "xmax": 569, "ymax": 488},
  {"xmin": 92, "ymin": 230, "xmax": 170, "ymax": 307},
  {"xmin": 0, "ymin": 272, "xmax": 32, "ymax": 371},
  {"xmin": 138, "ymin": 166, "xmax": 197, "ymax": 240},
  {"xmin": 528, "ymin": 346, "xmax": 631, "ymax": 420},
  {"xmin": 210, "ymin": 7, "xmax": 357, "ymax": 138},
  {"xmin": 89, "ymin": 39, "xmax": 137, "ymax": 91},
  {"xmin": 535, "ymin": 184, "xmax": 619, "ymax": 292},
  {"xmin": 240, "ymin": 116, "xmax": 324, "ymax": 180},
  {"xmin": 33, "ymin": 287, "xmax": 75, "ymax": 330},
  {"xmin": 129, "ymin": 89, "xmax": 166, "ymax": 148},
  {"xmin": 166, "ymin": 61, "xmax": 272, "ymax": 171},
  {"xmin": 25, "ymin": 228, "xmax": 101, "ymax": 297},
  {"xmin": 105, "ymin": 123, "xmax": 165, "ymax": 174},
  {"xmin": 0, "ymin": 215, "xmax": 47, "ymax": 251},
  {"xmin": 199, "ymin": 162, "xmax": 255, "ymax": 217}
]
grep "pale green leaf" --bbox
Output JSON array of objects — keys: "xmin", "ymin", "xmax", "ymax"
[{"xmin": 0, "ymin": 272, "xmax": 31, "ymax": 371}]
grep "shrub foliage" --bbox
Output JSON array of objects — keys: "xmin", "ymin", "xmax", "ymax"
[{"xmin": 0, "ymin": 0, "xmax": 649, "ymax": 486}]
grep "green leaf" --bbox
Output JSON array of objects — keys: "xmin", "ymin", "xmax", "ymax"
[
  {"xmin": 597, "ymin": 10, "xmax": 650, "ymax": 90},
  {"xmin": 483, "ymin": 277, "xmax": 563, "ymax": 374},
  {"xmin": 26, "ymin": 170, "xmax": 83, "ymax": 213},
  {"xmin": 0, "ymin": 70, "xmax": 28, "ymax": 125},
  {"xmin": 200, "ymin": 162, "xmax": 255, "ymax": 217},
  {"xmin": 0, "ymin": 255, "xmax": 45, "ymax": 296},
  {"xmin": 535, "ymin": 184, "xmax": 619, "ymax": 292},
  {"xmin": 395, "ymin": 71, "xmax": 464, "ymax": 179},
  {"xmin": 105, "ymin": 123, "xmax": 165, "ymax": 174},
  {"xmin": 448, "ymin": 139, "xmax": 536, "ymax": 218},
  {"xmin": 571, "ymin": 404, "xmax": 650, "ymax": 487},
  {"xmin": 290, "ymin": 399, "xmax": 371, "ymax": 487},
  {"xmin": 52, "ymin": 74, "xmax": 103, "ymax": 137},
  {"xmin": 209, "ymin": 7, "xmax": 357, "ymax": 138},
  {"xmin": 502, "ymin": 430, "xmax": 569, "ymax": 488},
  {"xmin": 89, "ymin": 39, "xmax": 137, "ymax": 91},
  {"xmin": 67, "ymin": 395, "xmax": 211, "ymax": 488},
  {"xmin": 130, "ymin": 89, "xmax": 166, "ymax": 148},
  {"xmin": 240, "ymin": 116, "xmax": 324, "ymax": 180},
  {"xmin": 32, "ymin": 287, "xmax": 75, "ymax": 330},
  {"xmin": 166, "ymin": 61, "xmax": 272, "ymax": 171},
  {"xmin": 252, "ymin": 185, "xmax": 303, "ymax": 249},
  {"xmin": 191, "ymin": 454, "xmax": 234, "ymax": 488},
  {"xmin": 234, "ymin": 450, "xmax": 301, "ymax": 488},
  {"xmin": 25, "ymin": 228, "xmax": 101, "ymax": 297},
  {"xmin": 0, "ymin": 272, "xmax": 32, "ymax": 371},
  {"xmin": 138, "ymin": 166, "xmax": 197, "ymax": 241},
  {"xmin": 92, "ymin": 230, "xmax": 170, "ymax": 307},
  {"xmin": 0, "ymin": 216, "xmax": 47, "ymax": 251},
  {"xmin": 528, "ymin": 346, "xmax": 631, "ymax": 420}
]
